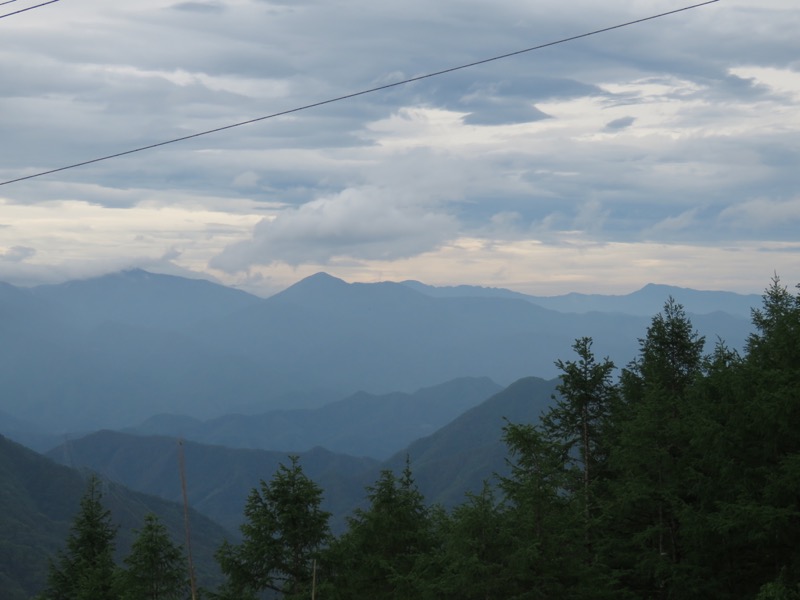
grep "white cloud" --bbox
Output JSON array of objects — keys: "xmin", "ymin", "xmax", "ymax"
[{"xmin": 210, "ymin": 186, "xmax": 458, "ymax": 270}]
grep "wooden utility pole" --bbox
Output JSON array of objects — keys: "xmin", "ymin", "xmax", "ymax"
[
  {"xmin": 312, "ymin": 559, "xmax": 317, "ymax": 600},
  {"xmin": 178, "ymin": 439, "xmax": 198, "ymax": 600}
]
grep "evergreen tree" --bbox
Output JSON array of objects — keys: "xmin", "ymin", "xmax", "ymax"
[
  {"xmin": 744, "ymin": 278, "xmax": 800, "ymax": 589},
  {"xmin": 704, "ymin": 277, "xmax": 800, "ymax": 595},
  {"xmin": 119, "ymin": 513, "xmax": 186, "ymax": 600},
  {"xmin": 41, "ymin": 475, "xmax": 118, "ymax": 600},
  {"xmin": 417, "ymin": 485, "xmax": 513, "ymax": 600},
  {"xmin": 499, "ymin": 421, "xmax": 591, "ymax": 599},
  {"xmin": 607, "ymin": 298, "xmax": 706, "ymax": 598},
  {"xmin": 541, "ymin": 337, "xmax": 616, "ymax": 553},
  {"xmin": 674, "ymin": 341, "xmax": 744, "ymax": 599},
  {"xmin": 325, "ymin": 461, "xmax": 434, "ymax": 599},
  {"xmin": 215, "ymin": 456, "xmax": 330, "ymax": 599}
]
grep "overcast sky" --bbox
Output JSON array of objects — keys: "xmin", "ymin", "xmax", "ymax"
[{"xmin": 1, "ymin": 0, "xmax": 798, "ymax": 296}]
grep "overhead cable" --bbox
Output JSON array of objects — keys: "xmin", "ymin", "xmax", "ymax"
[
  {"xmin": 0, "ymin": 0, "xmax": 60, "ymax": 19},
  {"xmin": 0, "ymin": 0, "xmax": 720, "ymax": 187}
]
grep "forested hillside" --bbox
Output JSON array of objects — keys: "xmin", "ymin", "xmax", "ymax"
[
  {"xmin": 0, "ymin": 435, "xmax": 228, "ymax": 599},
  {"xmin": 47, "ymin": 431, "xmax": 379, "ymax": 533}
]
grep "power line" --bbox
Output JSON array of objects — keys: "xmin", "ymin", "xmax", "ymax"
[
  {"xmin": 0, "ymin": 0, "xmax": 720, "ymax": 187},
  {"xmin": 0, "ymin": 0, "xmax": 60, "ymax": 19}
]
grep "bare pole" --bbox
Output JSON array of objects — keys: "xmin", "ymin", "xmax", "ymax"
[
  {"xmin": 178, "ymin": 439, "xmax": 198, "ymax": 600},
  {"xmin": 311, "ymin": 559, "xmax": 317, "ymax": 600}
]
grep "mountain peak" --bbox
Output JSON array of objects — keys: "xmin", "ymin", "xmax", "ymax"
[
  {"xmin": 639, "ymin": 282, "xmax": 684, "ymax": 292},
  {"xmin": 272, "ymin": 272, "xmax": 349, "ymax": 299},
  {"xmin": 119, "ymin": 268, "xmax": 152, "ymax": 279},
  {"xmin": 304, "ymin": 272, "xmax": 347, "ymax": 285}
]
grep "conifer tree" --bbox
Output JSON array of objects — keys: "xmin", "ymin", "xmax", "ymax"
[
  {"xmin": 119, "ymin": 513, "xmax": 186, "ymax": 600},
  {"xmin": 607, "ymin": 298, "xmax": 705, "ymax": 598},
  {"xmin": 684, "ymin": 276, "xmax": 800, "ymax": 597},
  {"xmin": 712, "ymin": 277, "xmax": 800, "ymax": 594},
  {"xmin": 541, "ymin": 337, "xmax": 616, "ymax": 552},
  {"xmin": 325, "ymin": 462, "xmax": 434, "ymax": 599},
  {"xmin": 41, "ymin": 475, "xmax": 118, "ymax": 600},
  {"xmin": 426, "ymin": 485, "xmax": 513, "ymax": 600},
  {"xmin": 500, "ymin": 421, "xmax": 590, "ymax": 598},
  {"xmin": 215, "ymin": 456, "xmax": 330, "ymax": 599}
]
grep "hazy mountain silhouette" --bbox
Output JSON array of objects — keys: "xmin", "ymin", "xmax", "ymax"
[
  {"xmin": 378, "ymin": 376, "xmax": 558, "ymax": 507},
  {"xmin": 402, "ymin": 280, "xmax": 760, "ymax": 317},
  {"xmin": 0, "ymin": 270, "xmax": 755, "ymax": 433},
  {"xmin": 31, "ymin": 268, "xmax": 260, "ymax": 330},
  {"xmin": 47, "ymin": 430, "xmax": 379, "ymax": 534},
  {"xmin": 129, "ymin": 376, "xmax": 503, "ymax": 459},
  {"xmin": 46, "ymin": 377, "xmax": 558, "ymax": 536}
]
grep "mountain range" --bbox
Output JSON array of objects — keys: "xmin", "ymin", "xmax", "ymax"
[
  {"xmin": 46, "ymin": 376, "xmax": 558, "ymax": 534},
  {"xmin": 0, "ymin": 269, "xmax": 758, "ymax": 435},
  {"xmin": 401, "ymin": 280, "xmax": 760, "ymax": 317},
  {"xmin": 127, "ymin": 376, "xmax": 502, "ymax": 459}
]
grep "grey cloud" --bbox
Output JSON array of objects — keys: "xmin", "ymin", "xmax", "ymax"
[
  {"xmin": 0, "ymin": 246, "xmax": 36, "ymax": 263},
  {"xmin": 719, "ymin": 197, "xmax": 800, "ymax": 235},
  {"xmin": 3, "ymin": 0, "xmax": 800, "ymax": 286},
  {"xmin": 170, "ymin": 2, "xmax": 225, "ymax": 13},
  {"xmin": 0, "ymin": 249, "xmax": 212, "ymax": 288},
  {"xmin": 462, "ymin": 99, "xmax": 550, "ymax": 126},
  {"xmin": 641, "ymin": 209, "xmax": 700, "ymax": 241},
  {"xmin": 493, "ymin": 76, "xmax": 603, "ymax": 102},
  {"xmin": 604, "ymin": 116, "xmax": 635, "ymax": 131},
  {"xmin": 391, "ymin": 73, "xmax": 604, "ymax": 125}
]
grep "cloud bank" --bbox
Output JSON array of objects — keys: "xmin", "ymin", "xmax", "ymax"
[{"xmin": 1, "ymin": 0, "xmax": 798, "ymax": 294}]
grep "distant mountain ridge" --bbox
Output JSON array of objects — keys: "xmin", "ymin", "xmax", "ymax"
[
  {"xmin": 30, "ymin": 268, "xmax": 260, "ymax": 330},
  {"xmin": 129, "ymin": 376, "xmax": 503, "ymax": 459},
  {"xmin": 402, "ymin": 280, "xmax": 761, "ymax": 317},
  {"xmin": 46, "ymin": 376, "xmax": 558, "ymax": 534},
  {"xmin": 0, "ymin": 269, "xmax": 757, "ymax": 433},
  {"xmin": 379, "ymin": 376, "xmax": 559, "ymax": 507}
]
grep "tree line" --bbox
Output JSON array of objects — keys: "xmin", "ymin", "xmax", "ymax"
[{"xmin": 38, "ymin": 277, "xmax": 800, "ymax": 599}]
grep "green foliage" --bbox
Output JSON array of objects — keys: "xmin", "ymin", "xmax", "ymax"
[
  {"xmin": 41, "ymin": 475, "xmax": 118, "ymax": 600},
  {"xmin": 501, "ymin": 420, "xmax": 602, "ymax": 599},
  {"xmin": 541, "ymin": 337, "xmax": 617, "ymax": 556},
  {"xmin": 215, "ymin": 456, "xmax": 330, "ymax": 599},
  {"xmin": 706, "ymin": 278, "xmax": 800, "ymax": 596},
  {"xmin": 604, "ymin": 299, "xmax": 707, "ymax": 597},
  {"xmin": 324, "ymin": 461, "xmax": 435, "ymax": 599},
  {"xmin": 756, "ymin": 576, "xmax": 800, "ymax": 600},
  {"xmin": 118, "ymin": 513, "xmax": 186, "ymax": 600},
  {"xmin": 425, "ymin": 485, "xmax": 513, "ymax": 599}
]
